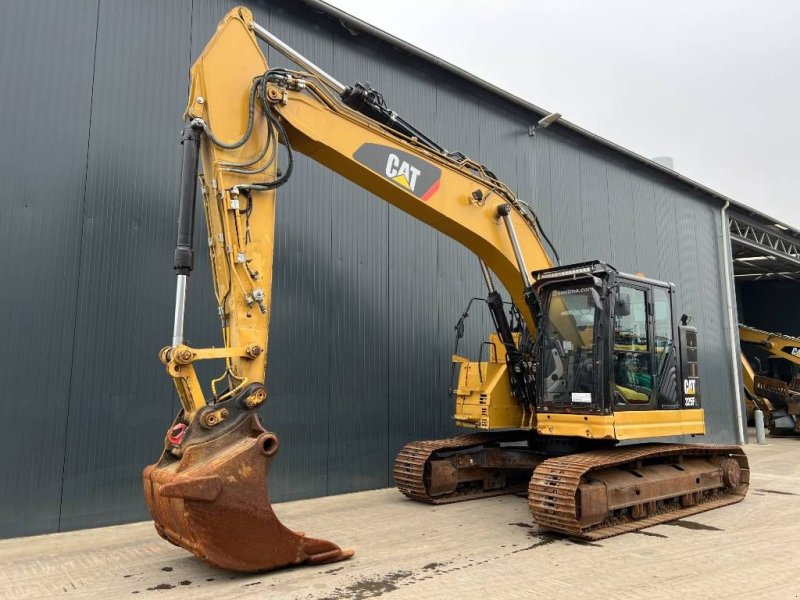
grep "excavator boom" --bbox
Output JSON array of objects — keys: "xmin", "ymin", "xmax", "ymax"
[
  {"xmin": 144, "ymin": 6, "xmax": 553, "ymax": 572},
  {"xmin": 739, "ymin": 324, "xmax": 800, "ymax": 369}
]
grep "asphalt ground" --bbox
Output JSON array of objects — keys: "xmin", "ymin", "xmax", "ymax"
[{"xmin": 1, "ymin": 429, "xmax": 798, "ymax": 599}]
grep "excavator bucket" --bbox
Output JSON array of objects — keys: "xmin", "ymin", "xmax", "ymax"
[{"xmin": 143, "ymin": 388, "xmax": 352, "ymax": 573}]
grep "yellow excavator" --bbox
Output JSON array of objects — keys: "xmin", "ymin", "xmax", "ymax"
[
  {"xmin": 739, "ymin": 324, "xmax": 800, "ymax": 434},
  {"xmin": 740, "ymin": 350, "xmax": 768, "ymax": 424},
  {"xmin": 143, "ymin": 7, "xmax": 749, "ymax": 573}
]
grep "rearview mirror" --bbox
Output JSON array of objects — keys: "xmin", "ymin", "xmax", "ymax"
[{"xmin": 616, "ymin": 293, "xmax": 631, "ymax": 317}]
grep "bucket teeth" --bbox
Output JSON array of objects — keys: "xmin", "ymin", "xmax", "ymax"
[{"xmin": 143, "ymin": 413, "xmax": 353, "ymax": 573}]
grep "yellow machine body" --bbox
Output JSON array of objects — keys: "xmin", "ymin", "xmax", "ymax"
[
  {"xmin": 453, "ymin": 333, "xmax": 704, "ymax": 438},
  {"xmin": 142, "ymin": 7, "xmax": 744, "ymax": 573}
]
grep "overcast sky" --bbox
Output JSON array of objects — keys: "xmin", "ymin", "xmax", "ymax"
[{"xmin": 327, "ymin": 0, "xmax": 800, "ymax": 229}]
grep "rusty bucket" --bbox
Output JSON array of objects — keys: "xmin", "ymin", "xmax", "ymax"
[{"xmin": 143, "ymin": 386, "xmax": 353, "ymax": 573}]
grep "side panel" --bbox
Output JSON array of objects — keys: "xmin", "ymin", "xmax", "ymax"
[{"xmin": 537, "ymin": 410, "xmax": 706, "ymax": 440}]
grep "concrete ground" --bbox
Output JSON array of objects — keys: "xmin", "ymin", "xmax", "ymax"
[{"xmin": 2, "ymin": 431, "xmax": 798, "ymax": 600}]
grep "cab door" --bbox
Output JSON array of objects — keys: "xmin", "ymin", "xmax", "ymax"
[
  {"xmin": 611, "ymin": 280, "xmax": 681, "ymax": 411},
  {"xmin": 652, "ymin": 285, "xmax": 680, "ymax": 408},
  {"xmin": 611, "ymin": 282, "xmax": 657, "ymax": 410}
]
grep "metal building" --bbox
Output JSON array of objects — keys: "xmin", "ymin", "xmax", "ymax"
[
  {"xmin": 729, "ymin": 208, "xmax": 800, "ymax": 334},
  {"xmin": 0, "ymin": 0, "xmax": 778, "ymax": 538}
]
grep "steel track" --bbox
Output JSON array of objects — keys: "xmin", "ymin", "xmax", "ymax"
[{"xmin": 527, "ymin": 443, "xmax": 750, "ymax": 540}]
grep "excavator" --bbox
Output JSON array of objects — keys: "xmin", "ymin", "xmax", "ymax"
[
  {"xmin": 739, "ymin": 324, "xmax": 800, "ymax": 434},
  {"xmin": 143, "ymin": 7, "xmax": 749, "ymax": 573},
  {"xmin": 740, "ymin": 350, "xmax": 768, "ymax": 424}
]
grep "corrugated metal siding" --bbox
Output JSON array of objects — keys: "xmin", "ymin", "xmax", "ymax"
[
  {"xmin": 0, "ymin": 0, "xmax": 741, "ymax": 537},
  {"xmin": 58, "ymin": 0, "xmax": 193, "ymax": 532},
  {"xmin": 0, "ymin": 0, "xmax": 99, "ymax": 537},
  {"xmin": 577, "ymin": 149, "xmax": 613, "ymax": 262},
  {"xmin": 696, "ymin": 207, "xmax": 734, "ymax": 439},
  {"xmin": 546, "ymin": 137, "xmax": 585, "ymax": 265}
]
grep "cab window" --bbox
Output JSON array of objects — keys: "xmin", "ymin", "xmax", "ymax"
[
  {"xmin": 539, "ymin": 287, "xmax": 598, "ymax": 405},
  {"xmin": 614, "ymin": 286, "xmax": 653, "ymax": 402},
  {"xmin": 653, "ymin": 287, "xmax": 672, "ymax": 375}
]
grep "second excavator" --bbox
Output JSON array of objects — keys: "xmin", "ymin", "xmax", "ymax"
[
  {"xmin": 142, "ymin": 7, "xmax": 749, "ymax": 573},
  {"xmin": 740, "ymin": 324, "xmax": 800, "ymax": 433}
]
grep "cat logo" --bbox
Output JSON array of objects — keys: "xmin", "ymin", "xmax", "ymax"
[
  {"xmin": 353, "ymin": 143, "xmax": 442, "ymax": 201},
  {"xmin": 385, "ymin": 153, "xmax": 421, "ymax": 192}
]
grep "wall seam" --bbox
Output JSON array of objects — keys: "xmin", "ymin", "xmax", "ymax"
[{"xmin": 57, "ymin": 0, "xmax": 102, "ymax": 532}]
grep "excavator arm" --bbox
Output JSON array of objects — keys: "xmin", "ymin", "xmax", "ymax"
[
  {"xmin": 739, "ymin": 324, "xmax": 800, "ymax": 369},
  {"xmin": 144, "ymin": 7, "xmax": 555, "ymax": 573}
]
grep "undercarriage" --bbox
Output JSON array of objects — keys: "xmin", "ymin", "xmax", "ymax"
[{"xmin": 395, "ymin": 432, "xmax": 749, "ymax": 539}]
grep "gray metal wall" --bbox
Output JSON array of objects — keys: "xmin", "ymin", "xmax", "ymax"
[{"xmin": 0, "ymin": 0, "xmax": 739, "ymax": 538}]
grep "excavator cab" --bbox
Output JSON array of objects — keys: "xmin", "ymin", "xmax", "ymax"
[
  {"xmin": 532, "ymin": 261, "xmax": 696, "ymax": 419},
  {"xmin": 451, "ymin": 260, "xmax": 705, "ymax": 439}
]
